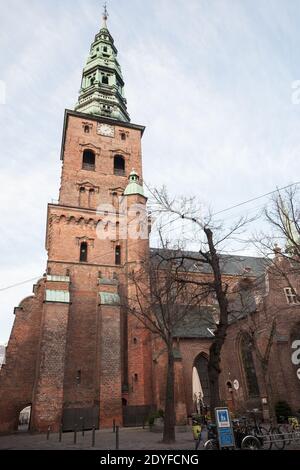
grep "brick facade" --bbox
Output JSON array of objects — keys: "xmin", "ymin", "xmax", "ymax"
[{"xmin": 0, "ymin": 109, "xmax": 299, "ymax": 434}]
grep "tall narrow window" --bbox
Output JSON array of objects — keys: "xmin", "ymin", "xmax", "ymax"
[
  {"xmin": 79, "ymin": 187, "xmax": 85, "ymax": 207},
  {"xmin": 76, "ymin": 370, "xmax": 81, "ymax": 385},
  {"xmin": 88, "ymin": 188, "xmax": 95, "ymax": 208},
  {"xmin": 102, "ymin": 75, "xmax": 109, "ymax": 85},
  {"xmin": 115, "ymin": 245, "xmax": 121, "ymax": 265},
  {"xmin": 240, "ymin": 334, "xmax": 260, "ymax": 397},
  {"xmin": 82, "ymin": 149, "xmax": 95, "ymax": 171},
  {"xmin": 80, "ymin": 242, "xmax": 88, "ymax": 262},
  {"xmin": 114, "ymin": 155, "xmax": 125, "ymax": 176}
]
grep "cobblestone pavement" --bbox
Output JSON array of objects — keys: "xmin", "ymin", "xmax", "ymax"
[{"xmin": 0, "ymin": 427, "xmax": 299, "ymax": 450}]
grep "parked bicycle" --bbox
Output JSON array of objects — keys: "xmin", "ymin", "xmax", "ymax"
[
  {"xmin": 278, "ymin": 416, "xmax": 300, "ymax": 446},
  {"xmin": 203, "ymin": 420, "xmax": 261, "ymax": 450}
]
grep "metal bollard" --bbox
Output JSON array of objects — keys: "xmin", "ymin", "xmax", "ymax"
[
  {"xmin": 116, "ymin": 426, "xmax": 119, "ymax": 450},
  {"xmin": 92, "ymin": 426, "xmax": 96, "ymax": 448},
  {"xmin": 47, "ymin": 426, "xmax": 51, "ymax": 440},
  {"xmin": 59, "ymin": 424, "xmax": 62, "ymax": 442},
  {"xmin": 74, "ymin": 424, "xmax": 77, "ymax": 444},
  {"xmin": 113, "ymin": 419, "xmax": 116, "ymax": 433}
]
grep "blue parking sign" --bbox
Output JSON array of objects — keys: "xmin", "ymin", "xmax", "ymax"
[{"xmin": 215, "ymin": 407, "xmax": 235, "ymax": 448}]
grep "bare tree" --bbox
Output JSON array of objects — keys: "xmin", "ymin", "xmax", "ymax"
[
  {"xmin": 255, "ymin": 186, "xmax": 300, "ymax": 301},
  {"xmin": 126, "ymin": 253, "xmax": 207, "ymax": 443},
  {"xmin": 148, "ymin": 186, "xmax": 253, "ymax": 418},
  {"xmin": 229, "ymin": 276, "xmax": 278, "ymax": 422}
]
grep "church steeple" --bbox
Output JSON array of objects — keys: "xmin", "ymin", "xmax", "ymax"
[{"xmin": 75, "ymin": 6, "xmax": 130, "ymax": 122}]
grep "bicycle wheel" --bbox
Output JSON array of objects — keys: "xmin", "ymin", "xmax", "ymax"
[
  {"xmin": 241, "ymin": 435, "xmax": 261, "ymax": 450},
  {"xmin": 195, "ymin": 434, "xmax": 202, "ymax": 450},
  {"xmin": 258, "ymin": 426, "xmax": 272, "ymax": 450},
  {"xmin": 204, "ymin": 439, "xmax": 218, "ymax": 450},
  {"xmin": 278, "ymin": 424, "xmax": 292, "ymax": 446},
  {"xmin": 292, "ymin": 429, "xmax": 300, "ymax": 444},
  {"xmin": 271, "ymin": 427, "xmax": 285, "ymax": 450}
]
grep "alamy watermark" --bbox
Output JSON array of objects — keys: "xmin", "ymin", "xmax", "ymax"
[
  {"xmin": 0, "ymin": 81, "xmax": 6, "ymax": 105},
  {"xmin": 291, "ymin": 339, "xmax": 300, "ymax": 381},
  {"xmin": 291, "ymin": 80, "xmax": 300, "ymax": 104},
  {"xmin": 96, "ymin": 199, "xmax": 149, "ymax": 240}
]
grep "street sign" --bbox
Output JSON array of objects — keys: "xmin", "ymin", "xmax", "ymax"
[{"xmin": 215, "ymin": 407, "xmax": 235, "ymax": 449}]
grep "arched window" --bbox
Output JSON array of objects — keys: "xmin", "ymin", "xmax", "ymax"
[
  {"xmin": 193, "ymin": 354, "xmax": 210, "ymax": 407},
  {"xmin": 82, "ymin": 149, "xmax": 95, "ymax": 171},
  {"xmin": 102, "ymin": 75, "xmax": 109, "ymax": 85},
  {"xmin": 80, "ymin": 242, "xmax": 88, "ymax": 262},
  {"xmin": 115, "ymin": 245, "xmax": 121, "ymax": 265},
  {"xmin": 240, "ymin": 334, "xmax": 260, "ymax": 397},
  {"xmin": 18, "ymin": 405, "xmax": 32, "ymax": 433},
  {"xmin": 114, "ymin": 155, "xmax": 125, "ymax": 176}
]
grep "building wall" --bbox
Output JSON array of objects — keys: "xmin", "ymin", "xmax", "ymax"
[
  {"xmin": 0, "ymin": 111, "xmax": 154, "ymax": 433},
  {"xmin": 0, "ymin": 280, "xmax": 45, "ymax": 433},
  {"xmin": 220, "ymin": 258, "xmax": 300, "ymax": 418},
  {"xmin": 1, "ymin": 111, "xmax": 300, "ymax": 434}
]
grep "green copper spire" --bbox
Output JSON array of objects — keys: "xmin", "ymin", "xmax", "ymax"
[
  {"xmin": 75, "ymin": 6, "xmax": 130, "ymax": 122},
  {"xmin": 124, "ymin": 169, "xmax": 144, "ymax": 196}
]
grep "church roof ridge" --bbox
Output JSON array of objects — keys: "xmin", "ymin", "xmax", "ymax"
[{"xmin": 150, "ymin": 247, "xmax": 268, "ymax": 276}]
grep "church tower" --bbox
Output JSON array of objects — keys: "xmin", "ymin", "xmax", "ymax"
[
  {"xmin": 75, "ymin": 6, "xmax": 130, "ymax": 122},
  {"xmin": 0, "ymin": 8, "xmax": 153, "ymax": 433}
]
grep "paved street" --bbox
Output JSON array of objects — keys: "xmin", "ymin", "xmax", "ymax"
[
  {"xmin": 0, "ymin": 427, "xmax": 300, "ymax": 450},
  {"xmin": 0, "ymin": 427, "xmax": 197, "ymax": 450}
]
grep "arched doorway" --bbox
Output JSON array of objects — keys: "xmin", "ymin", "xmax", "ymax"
[
  {"xmin": 18, "ymin": 405, "xmax": 31, "ymax": 432},
  {"xmin": 193, "ymin": 354, "xmax": 210, "ymax": 413}
]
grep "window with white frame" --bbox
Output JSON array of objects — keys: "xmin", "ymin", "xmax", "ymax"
[{"xmin": 284, "ymin": 287, "xmax": 299, "ymax": 305}]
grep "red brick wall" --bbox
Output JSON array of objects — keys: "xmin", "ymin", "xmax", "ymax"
[
  {"xmin": 32, "ymin": 301, "xmax": 70, "ymax": 432},
  {"xmin": 99, "ymin": 302, "xmax": 122, "ymax": 427},
  {"xmin": 59, "ymin": 114, "xmax": 143, "ymax": 209},
  {"xmin": 0, "ymin": 280, "xmax": 45, "ymax": 433}
]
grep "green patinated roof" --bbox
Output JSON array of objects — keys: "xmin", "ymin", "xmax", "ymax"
[
  {"xmin": 99, "ymin": 292, "xmax": 120, "ymax": 306},
  {"xmin": 75, "ymin": 10, "xmax": 130, "ymax": 122},
  {"xmin": 124, "ymin": 170, "xmax": 144, "ymax": 196}
]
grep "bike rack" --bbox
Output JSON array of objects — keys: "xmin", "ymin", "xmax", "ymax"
[{"xmin": 256, "ymin": 431, "xmax": 300, "ymax": 445}]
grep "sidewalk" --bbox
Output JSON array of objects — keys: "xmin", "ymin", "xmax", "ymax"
[
  {"xmin": 0, "ymin": 427, "xmax": 198, "ymax": 450},
  {"xmin": 0, "ymin": 427, "xmax": 299, "ymax": 450}
]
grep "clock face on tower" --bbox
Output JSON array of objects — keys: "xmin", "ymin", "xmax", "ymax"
[{"xmin": 97, "ymin": 123, "xmax": 115, "ymax": 137}]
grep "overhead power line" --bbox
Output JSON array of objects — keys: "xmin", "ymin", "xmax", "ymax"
[
  {"xmin": 1, "ymin": 182, "xmax": 299, "ymax": 293},
  {"xmin": 0, "ymin": 276, "xmax": 42, "ymax": 292},
  {"xmin": 212, "ymin": 181, "xmax": 300, "ymax": 216}
]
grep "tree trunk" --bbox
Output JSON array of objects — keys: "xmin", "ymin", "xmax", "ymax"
[
  {"xmin": 204, "ymin": 227, "xmax": 229, "ymax": 422},
  {"xmin": 207, "ymin": 321, "xmax": 228, "ymax": 419},
  {"xmin": 262, "ymin": 364, "xmax": 277, "ymax": 425},
  {"xmin": 162, "ymin": 347, "xmax": 176, "ymax": 443}
]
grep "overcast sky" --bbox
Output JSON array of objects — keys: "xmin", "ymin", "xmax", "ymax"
[{"xmin": 1, "ymin": 0, "xmax": 300, "ymax": 343}]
